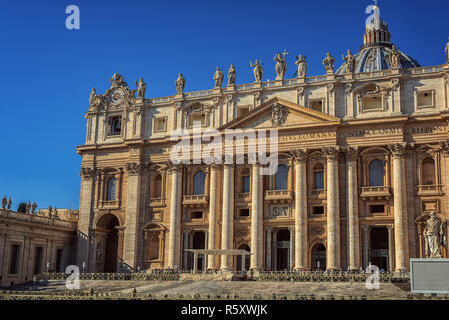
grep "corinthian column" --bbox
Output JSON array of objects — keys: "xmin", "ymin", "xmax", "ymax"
[
  {"xmin": 207, "ymin": 165, "xmax": 218, "ymax": 269},
  {"xmin": 294, "ymin": 150, "xmax": 308, "ymax": 270},
  {"xmin": 389, "ymin": 143, "xmax": 407, "ymax": 271},
  {"xmin": 250, "ymin": 164, "xmax": 262, "ymax": 270},
  {"xmin": 168, "ymin": 165, "xmax": 182, "ymax": 268},
  {"xmin": 221, "ymin": 164, "xmax": 234, "ymax": 270},
  {"xmin": 123, "ymin": 163, "xmax": 143, "ymax": 269},
  {"xmin": 323, "ymin": 146, "xmax": 341, "ymax": 270},
  {"xmin": 346, "ymin": 147, "xmax": 360, "ymax": 271}
]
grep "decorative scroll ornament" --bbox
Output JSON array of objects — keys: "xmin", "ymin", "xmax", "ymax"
[{"xmin": 271, "ymin": 103, "xmax": 289, "ymax": 127}]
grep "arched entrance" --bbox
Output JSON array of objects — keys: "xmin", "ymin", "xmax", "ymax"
[
  {"xmin": 95, "ymin": 214, "xmax": 120, "ymax": 273},
  {"xmin": 370, "ymin": 227, "xmax": 389, "ymax": 271},
  {"xmin": 236, "ymin": 244, "xmax": 250, "ymax": 271},
  {"xmin": 311, "ymin": 244, "xmax": 326, "ymax": 270}
]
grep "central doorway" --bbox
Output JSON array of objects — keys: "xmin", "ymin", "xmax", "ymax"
[
  {"xmin": 311, "ymin": 244, "xmax": 326, "ymax": 270},
  {"xmin": 370, "ymin": 227, "xmax": 389, "ymax": 271},
  {"xmin": 275, "ymin": 229, "xmax": 290, "ymax": 271}
]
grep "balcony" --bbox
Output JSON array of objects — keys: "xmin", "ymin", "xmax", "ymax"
[
  {"xmin": 360, "ymin": 186, "xmax": 391, "ymax": 200},
  {"xmin": 265, "ymin": 190, "xmax": 293, "ymax": 204},
  {"xmin": 235, "ymin": 192, "xmax": 251, "ymax": 203},
  {"xmin": 311, "ymin": 189, "xmax": 326, "ymax": 199},
  {"xmin": 98, "ymin": 200, "xmax": 120, "ymax": 209},
  {"xmin": 148, "ymin": 198, "xmax": 166, "ymax": 208},
  {"xmin": 417, "ymin": 185, "xmax": 444, "ymax": 196},
  {"xmin": 182, "ymin": 195, "xmax": 208, "ymax": 208}
]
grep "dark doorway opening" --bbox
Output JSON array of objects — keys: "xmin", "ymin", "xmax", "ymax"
[
  {"xmin": 311, "ymin": 244, "xmax": 326, "ymax": 270},
  {"xmin": 236, "ymin": 244, "xmax": 250, "ymax": 271},
  {"xmin": 370, "ymin": 227, "xmax": 389, "ymax": 271},
  {"xmin": 275, "ymin": 229, "xmax": 290, "ymax": 270},
  {"xmin": 97, "ymin": 214, "xmax": 120, "ymax": 273}
]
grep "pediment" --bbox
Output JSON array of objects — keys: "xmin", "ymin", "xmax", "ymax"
[{"xmin": 219, "ymin": 98, "xmax": 340, "ymax": 130}]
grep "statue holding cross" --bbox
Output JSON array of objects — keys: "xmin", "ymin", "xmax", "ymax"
[{"xmin": 274, "ymin": 50, "xmax": 288, "ymax": 80}]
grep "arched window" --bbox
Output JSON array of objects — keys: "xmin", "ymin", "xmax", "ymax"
[
  {"xmin": 148, "ymin": 235, "xmax": 159, "ymax": 260},
  {"xmin": 422, "ymin": 157, "xmax": 436, "ymax": 185},
  {"xmin": 107, "ymin": 177, "xmax": 117, "ymax": 201},
  {"xmin": 369, "ymin": 160, "xmax": 385, "ymax": 187},
  {"xmin": 193, "ymin": 171, "xmax": 206, "ymax": 195},
  {"xmin": 151, "ymin": 174, "xmax": 162, "ymax": 198},
  {"xmin": 313, "ymin": 164, "xmax": 324, "ymax": 190},
  {"xmin": 242, "ymin": 168, "xmax": 250, "ymax": 193},
  {"xmin": 274, "ymin": 164, "xmax": 288, "ymax": 190}
]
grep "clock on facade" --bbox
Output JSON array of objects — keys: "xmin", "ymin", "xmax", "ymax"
[{"xmin": 110, "ymin": 88, "xmax": 124, "ymax": 104}]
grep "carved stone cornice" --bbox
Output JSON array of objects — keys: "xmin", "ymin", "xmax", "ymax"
[
  {"xmin": 388, "ymin": 142, "xmax": 408, "ymax": 158},
  {"xmin": 125, "ymin": 162, "xmax": 143, "ymax": 175},
  {"xmin": 79, "ymin": 167, "xmax": 96, "ymax": 179},
  {"xmin": 322, "ymin": 146, "xmax": 341, "ymax": 160}
]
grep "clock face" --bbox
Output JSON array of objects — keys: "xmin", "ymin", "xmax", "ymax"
[{"xmin": 110, "ymin": 88, "xmax": 124, "ymax": 104}]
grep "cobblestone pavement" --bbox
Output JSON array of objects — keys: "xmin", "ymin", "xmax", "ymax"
[{"xmin": 28, "ymin": 280, "xmax": 411, "ymax": 300}]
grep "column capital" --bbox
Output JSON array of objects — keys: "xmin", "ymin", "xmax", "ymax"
[
  {"xmin": 344, "ymin": 146, "xmax": 359, "ymax": 161},
  {"xmin": 439, "ymin": 139, "xmax": 449, "ymax": 156},
  {"xmin": 322, "ymin": 146, "xmax": 341, "ymax": 160},
  {"xmin": 388, "ymin": 142, "xmax": 408, "ymax": 158},
  {"xmin": 125, "ymin": 162, "xmax": 144, "ymax": 175},
  {"xmin": 79, "ymin": 167, "xmax": 96, "ymax": 179},
  {"xmin": 291, "ymin": 148, "xmax": 309, "ymax": 162},
  {"xmin": 386, "ymin": 225, "xmax": 394, "ymax": 231},
  {"xmin": 361, "ymin": 225, "xmax": 370, "ymax": 231},
  {"xmin": 165, "ymin": 161, "xmax": 184, "ymax": 174}
]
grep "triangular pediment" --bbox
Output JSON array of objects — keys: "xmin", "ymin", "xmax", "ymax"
[{"xmin": 219, "ymin": 97, "xmax": 340, "ymax": 130}]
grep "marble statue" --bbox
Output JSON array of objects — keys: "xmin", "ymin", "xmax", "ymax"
[
  {"xmin": 1, "ymin": 196, "xmax": 6, "ymax": 209},
  {"xmin": 274, "ymin": 50, "xmax": 288, "ymax": 80},
  {"xmin": 390, "ymin": 45, "xmax": 400, "ymax": 69},
  {"xmin": 342, "ymin": 49, "xmax": 356, "ymax": 73},
  {"xmin": 295, "ymin": 54, "xmax": 307, "ymax": 78},
  {"xmin": 175, "ymin": 73, "xmax": 185, "ymax": 93},
  {"xmin": 48, "ymin": 205, "xmax": 52, "ymax": 217},
  {"xmin": 445, "ymin": 38, "xmax": 449, "ymax": 64},
  {"xmin": 53, "ymin": 207, "xmax": 58, "ymax": 218},
  {"xmin": 26, "ymin": 201, "xmax": 31, "ymax": 214},
  {"xmin": 7, "ymin": 197, "xmax": 11, "ymax": 210},
  {"xmin": 31, "ymin": 202, "xmax": 37, "ymax": 214},
  {"xmin": 322, "ymin": 52, "xmax": 335, "ymax": 75},
  {"xmin": 135, "ymin": 78, "xmax": 147, "ymax": 98},
  {"xmin": 89, "ymin": 88, "xmax": 96, "ymax": 107},
  {"xmin": 228, "ymin": 64, "xmax": 236, "ymax": 85},
  {"xmin": 250, "ymin": 59, "xmax": 263, "ymax": 82},
  {"xmin": 424, "ymin": 211, "xmax": 447, "ymax": 258},
  {"xmin": 213, "ymin": 67, "xmax": 224, "ymax": 88}
]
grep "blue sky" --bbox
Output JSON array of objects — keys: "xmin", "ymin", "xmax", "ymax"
[{"xmin": 1, "ymin": 0, "xmax": 448, "ymax": 210}]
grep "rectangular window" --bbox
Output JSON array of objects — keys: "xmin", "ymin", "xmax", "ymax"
[
  {"xmin": 417, "ymin": 90, "xmax": 435, "ymax": 109},
  {"xmin": 239, "ymin": 208, "xmax": 250, "ymax": 217},
  {"xmin": 9, "ymin": 244, "xmax": 20, "ymax": 274},
  {"xmin": 309, "ymin": 99, "xmax": 324, "ymax": 112},
  {"xmin": 33, "ymin": 247, "xmax": 43, "ymax": 275},
  {"xmin": 191, "ymin": 211, "xmax": 203, "ymax": 219},
  {"xmin": 108, "ymin": 116, "xmax": 122, "ymax": 136},
  {"xmin": 314, "ymin": 171, "xmax": 324, "ymax": 190},
  {"xmin": 369, "ymin": 204, "xmax": 385, "ymax": 214},
  {"xmin": 242, "ymin": 176, "xmax": 250, "ymax": 193},
  {"xmin": 56, "ymin": 249, "xmax": 63, "ymax": 273},
  {"xmin": 312, "ymin": 206, "xmax": 325, "ymax": 215},
  {"xmin": 154, "ymin": 117, "xmax": 167, "ymax": 132},
  {"xmin": 238, "ymin": 106, "xmax": 250, "ymax": 117},
  {"xmin": 363, "ymin": 95, "xmax": 383, "ymax": 111},
  {"xmin": 190, "ymin": 113, "xmax": 206, "ymax": 127}
]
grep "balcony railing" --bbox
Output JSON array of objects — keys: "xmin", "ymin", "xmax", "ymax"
[
  {"xmin": 360, "ymin": 186, "xmax": 391, "ymax": 199},
  {"xmin": 417, "ymin": 185, "xmax": 443, "ymax": 196},
  {"xmin": 235, "ymin": 192, "xmax": 251, "ymax": 202},
  {"xmin": 265, "ymin": 190, "xmax": 293, "ymax": 203},
  {"xmin": 148, "ymin": 198, "xmax": 166, "ymax": 207},
  {"xmin": 98, "ymin": 200, "xmax": 120, "ymax": 209},
  {"xmin": 182, "ymin": 194, "xmax": 208, "ymax": 207},
  {"xmin": 0, "ymin": 209, "xmax": 76, "ymax": 229}
]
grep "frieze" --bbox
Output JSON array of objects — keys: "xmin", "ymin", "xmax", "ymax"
[{"xmin": 340, "ymin": 128, "xmax": 403, "ymax": 138}]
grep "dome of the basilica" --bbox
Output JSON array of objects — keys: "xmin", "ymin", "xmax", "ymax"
[{"xmin": 336, "ymin": 5, "xmax": 420, "ymax": 75}]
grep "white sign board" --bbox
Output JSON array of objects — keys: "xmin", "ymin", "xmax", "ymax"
[{"xmin": 410, "ymin": 258, "xmax": 449, "ymax": 294}]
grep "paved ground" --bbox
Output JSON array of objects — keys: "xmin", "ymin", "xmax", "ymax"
[{"xmin": 16, "ymin": 279, "xmax": 414, "ymax": 300}]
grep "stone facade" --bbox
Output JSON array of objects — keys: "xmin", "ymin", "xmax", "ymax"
[
  {"xmin": 0, "ymin": 208, "xmax": 78, "ymax": 286},
  {"xmin": 76, "ymin": 7, "xmax": 449, "ymax": 273}
]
